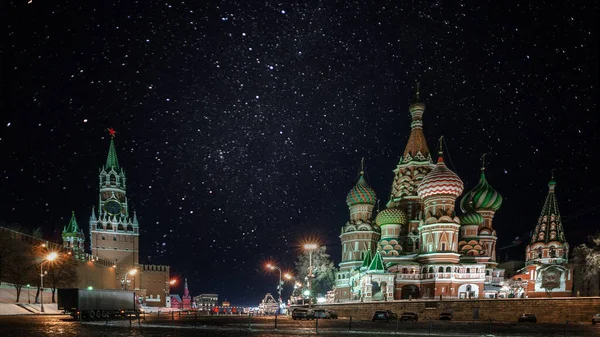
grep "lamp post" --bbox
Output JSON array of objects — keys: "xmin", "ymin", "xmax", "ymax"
[
  {"xmin": 165, "ymin": 279, "xmax": 176, "ymax": 308},
  {"xmin": 40, "ymin": 252, "xmax": 58, "ymax": 313},
  {"xmin": 266, "ymin": 263, "xmax": 283, "ymax": 311},
  {"xmin": 303, "ymin": 243, "xmax": 318, "ymax": 307}
]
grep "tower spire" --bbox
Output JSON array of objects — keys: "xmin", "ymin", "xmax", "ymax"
[
  {"xmin": 415, "ymin": 82, "xmax": 421, "ymax": 101},
  {"xmin": 481, "ymin": 153, "xmax": 487, "ymax": 171},
  {"xmin": 437, "ymin": 135, "xmax": 444, "ymax": 162},
  {"xmin": 105, "ymin": 128, "xmax": 120, "ymax": 171},
  {"xmin": 360, "ymin": 157, "xmax": 365, "ymax": 175}
]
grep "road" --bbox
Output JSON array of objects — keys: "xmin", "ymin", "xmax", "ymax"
[{"xmin": 0, "ymin": 314, "xmax": 598, "ymax": 336}]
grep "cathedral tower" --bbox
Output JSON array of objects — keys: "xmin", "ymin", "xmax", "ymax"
[
  {"xmin": 459, "ymin": 155, "xmax": 503, "ymax": 267},
  {"xmin": 89, "ymin": 129, "xmax": 140, "ymax": 274},
  {"xmin": 416, "ymin": 138, "xmax": 464, "ymax": 264},
  {"xmin": 387, "ymin": 84, "xmax": 436, "ymax": 250},
  {"xmin": 526, "ymin": 175, "xmax": 568, "ymax": 265},
  {"xmin": 339, "ymin": 160, "xmax": 379, "ymax": 272}
]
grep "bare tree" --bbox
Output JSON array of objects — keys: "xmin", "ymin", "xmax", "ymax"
[
  {"xmin": 573, "ymin": 231, "xmax": 600, "ymax": 294},
  {"xmin": 45, "ymin": 253, "xmax": 78, "ymax": 302},
  {"xmin": 2, "ymin": 239, "xmax": 38, "ymax": 302}
]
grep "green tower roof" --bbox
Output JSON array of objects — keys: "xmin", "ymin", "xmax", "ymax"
[
  {"xmin": 63, "ymin": 211, "xmax": 80, "ymax": 234},
  {"xmin": 105, "ymin": 136, "xmax": 120, "ymax": 171}
]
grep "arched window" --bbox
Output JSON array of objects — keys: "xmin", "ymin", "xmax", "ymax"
[
  {"xmin": 422, "ymin": 267, "xmax": 427, "ymax": 274},
  {"xmin": 446, "ymin": 267, "xmax": 451, "ymax": 273},
  {"xmin": 486, "ymin": 270, "xmax": 490, "ymax": 276},
  {"xmin": 110, "ymin": 175, "xmax": 116, "ymax": 184},
  {"xmin": 402, "ymin": 268, "xmax": 408, "ymax": 274},
  {"xmin": 127, "ymin": 225, "xmax": 133, "ymax": 231},
  {"xmin": 118, "ymin": 224, "xmax": 124, "ymax": 231},
  {"xmin": 466, "ymin": 268, "xmax": 471, "ymax": 273},
  {"xmin": 438, "ymin": 267, "xmax": 444, "ymax": 273},
  {"xmin": 428, "ymin": 267, "xmax": 434, "ymax": 273}
]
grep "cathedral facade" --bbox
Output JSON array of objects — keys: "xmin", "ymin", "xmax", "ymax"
[{"xmin": 334, "ymin": 90, "xmax": 507, "ymax": 302}]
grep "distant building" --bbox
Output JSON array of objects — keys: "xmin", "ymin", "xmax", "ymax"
[{"xmin": 193, "ymin": 293, "xmax": 218, "ymax": 311}]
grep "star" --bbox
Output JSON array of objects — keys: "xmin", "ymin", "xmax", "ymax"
[{"xmin": 107, "ymin": 127, "xmax": 117, "ymax": 138}]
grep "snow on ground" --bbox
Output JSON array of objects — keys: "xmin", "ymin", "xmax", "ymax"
[{"xmin": 0, "ymin": 283, "xmax": 61, "ymax": 315}]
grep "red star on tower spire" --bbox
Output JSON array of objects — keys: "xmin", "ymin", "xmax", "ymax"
[{"xmin": 107, "ymin": 127, "xmax": 117, "ymax": 138}]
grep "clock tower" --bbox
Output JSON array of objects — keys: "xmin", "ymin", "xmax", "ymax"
[{"xmin": 89, "ymin": 129, "xmax": 140, "ymax": 276}]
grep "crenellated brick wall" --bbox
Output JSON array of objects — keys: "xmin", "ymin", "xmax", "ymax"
[{"xmin": 311, "ymin": 297, "xmax": 600, "ymax": 323}]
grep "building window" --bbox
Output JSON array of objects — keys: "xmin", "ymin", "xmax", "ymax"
[
  {"xmin": 438, "ymin": 267, "xmax": 443, "ymax": 273},
  {"xmin": 102, "ymin": 236, "xmax": 105, "ymax": 240}
]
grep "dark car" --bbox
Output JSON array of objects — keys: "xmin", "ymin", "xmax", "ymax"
[
  {"xmin": 439, "ymin": 312, "xmax": 452, "ymax": 320},
  {"xmin": 313, "ymin": 309, "xmax": 331, "ymax": 319},
  {"xmin": 400, "ymin": 312, "xmax": 419, "ymax": 321},
  {"xmin": 372, "ymin": 310, "xmax": 393, "ymax": 322},
  {"xmin": 518, "ymin": 313, "xmax": 537, "ymax": 323},
  {"xmin": 292, "ymin": 308, "xmax": 314, "ymax": 320},
  {"xmin": 327, "ymin": 310, "xmax": 338, "ymax": 319}
]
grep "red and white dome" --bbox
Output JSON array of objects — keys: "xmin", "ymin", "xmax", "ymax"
[{"xmin": 417, "ymin": 156, "xmax": 464, "ymax": 199}]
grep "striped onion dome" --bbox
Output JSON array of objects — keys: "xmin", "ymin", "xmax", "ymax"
[
  {"xmin": 417, "ymin": 154, "xmax": 464, "ymax": 200},
  {"xmin": 375, "ymin": 207, "xmax": 408, "ymax": 226},
  {"xmin": 460, "ymin": 211, "xmax": 484, "ymax": 226},
  {"xmin": 346, "ymin": 172, "xmax": 377, "ymax": 206},
  {"xmin": 460, "ymin": 170, "xmax": 503, "ymax": 212}
]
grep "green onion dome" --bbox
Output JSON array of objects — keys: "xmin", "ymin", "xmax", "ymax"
[
  {"xmin": 460, "ymin": 211, "xmax": 484, "ymax": 226},
  {"xmin": 346, "ymin": 172, "xmax": 377, "ymax": 207},
  {"xmin": 460, "ymin": 170, "xmax": 503, "ymax": 212},
  {"xmin": 375, "ymin": 207, "xmax": 408, "ymax": 226}
]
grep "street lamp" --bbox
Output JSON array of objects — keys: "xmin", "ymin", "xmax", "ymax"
[
  {"xmin": 303, "ymin": 243, "xmax": 318, "ymax": 307},
  {"xmin": 40, "ymin": 252, "xmax": 58, "ymax": 313},
  {"xmin": 165, "ymin": 279, "xmax": 176, "ymax": 308},
  {"xmin": 266, "ymin": 263, "xmax": 283, "ymax": 309}
]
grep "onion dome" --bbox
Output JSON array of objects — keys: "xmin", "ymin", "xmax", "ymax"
[
  {"xmin": 460, "ymin": 211, "xmax": 484, "ymax": 226},
  {"xmin": 417, "ymin": 139, "xmax": 464, "ymax": 200},
  {"xmin": 375, "ymin": 207, "xmax": 408, "ymax": 226},
  {"xmin": 346, "ymin": 171, "xmax": 377, "ymax": 207},
  {"xmin": 460, "ymin": 159, "xmax": 503, "ymax": 212}
]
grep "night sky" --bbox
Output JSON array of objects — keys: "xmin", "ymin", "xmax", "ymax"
[{"xmin": 1, "ymin": 1, "xmax": 597, "ymax": 305}]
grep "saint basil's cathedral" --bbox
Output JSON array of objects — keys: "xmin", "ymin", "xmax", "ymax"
[{"xmin": 334, "ymin": 88, "xmax": 573, "ymax": 301}]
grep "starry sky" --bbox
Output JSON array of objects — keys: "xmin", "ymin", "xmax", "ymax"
[{"xmin": 1, "ymin": 1, "xmax": 597, "ymax": 305}]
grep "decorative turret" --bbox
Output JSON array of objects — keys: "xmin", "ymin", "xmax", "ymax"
[
  {"xmin": 526, "ymin": 173, "xmax": 569, "ymax": 265},
  {"xmin": 416, "ymin": 137, "xmax": 463, "ymax": 264},
  {"xmin": 387, "ymin": 83, "xmax": 434, "ymax": 207},
  {"xmin": 460, "ymin": 154, "xmax": 503, "ymax": 228},
  {"xmin": 458, "ymin": 154, "xmax": 503, "ymax": 265},
  {"xmin": 62, "ymin": 211, "xmax": 85, "ymax": 252},
  {"xmin": 417, "ymin": 137, "xmax": 464, "ymax": 215},
  {"xmin": 339, "ymin": 159, "xmax": 380, "ymax": 271},
  {"xmin": 346, "ymin": 158, "xmax": 377, "ymax": 222},
  {"xmin": 376, "ymin": 208, "xmax": 407, "ymax": 256}
]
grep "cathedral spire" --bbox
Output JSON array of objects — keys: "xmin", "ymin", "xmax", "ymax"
[
  {"xmin": 184, "ymin": 278, "xmax": 190, "ymax": 297},
  {"xmin": 105, "ymin": 128, "xmax": 120, "ymax": 171},
  {"xmin": 402, "ymin": 82, "xmax": 431, "ymax": 161}
]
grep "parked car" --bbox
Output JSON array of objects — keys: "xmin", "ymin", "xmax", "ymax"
[
  {"xmin": 517, "ymin": 313, "xmax": 537, "ymax": 323},
  {"xmin": 327, "ymin": 310, "xmax": 338, "ymax": 319},
  {"xmin": 400, "ymin": 312, "xmax": 419, "ymax": 322},
  {"xmin": 592, "ymin": 313, "xmax": 600, "ymax": 325},
  {"xmin": 372, "ymin": 310, "xmax": 393, "ymax": 322},
  {"xmin": 313, "ymin": 309, "xmax": 331, "ymax": 319},
  {"xmin": 439, "ymin": 312, "xmax": 452, "ymax": 320},
  {"xmin": 292, "ymin": 308, "xmax": 315, "ymax": 320}
]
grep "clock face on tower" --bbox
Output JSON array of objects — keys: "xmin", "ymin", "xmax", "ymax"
[{"xmin": 104, "ymin": 199, "xmax": 122, "ymax": 215}]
